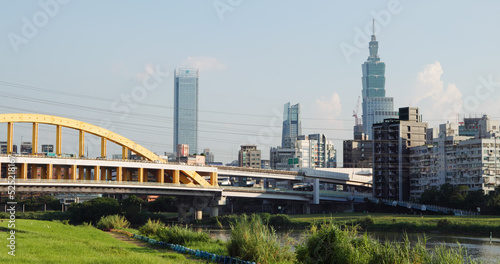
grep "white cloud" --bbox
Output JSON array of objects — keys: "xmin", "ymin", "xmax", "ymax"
[
  {"xmin": 306, "ymin": 93, "xmax": 343, "ymax": 134},
  {"xmin": 315, "ymin": 93, "xmax": 342, "ymax": 117},
  {"xmin": 181, "ymin": 57, "xmax": 226, "ymax": 72},
  {"xmin": 413, "ymin": 62, "xmax": 463, "ymax": 125}
]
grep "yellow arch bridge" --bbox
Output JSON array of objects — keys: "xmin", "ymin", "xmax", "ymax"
[{"xmin": 0, "ymin": 113, "xmax": 216, "ymax": 187}]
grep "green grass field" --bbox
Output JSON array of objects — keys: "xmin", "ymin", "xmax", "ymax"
[{"xmin": 0, "ymin": 219, "xmax": 196, "ymax": 264}]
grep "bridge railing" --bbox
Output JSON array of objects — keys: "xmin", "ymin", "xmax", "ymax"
[
  {"xmin": 376, "ymin": 198, "xmax": 478, "ymax": 216},
  {"xmin": 0, "ymin": 178, "xmax": 220, "ymax": 189}
]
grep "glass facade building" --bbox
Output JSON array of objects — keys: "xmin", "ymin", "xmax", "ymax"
[
  {"xmin": 282, "ymin": 102, "xmax": 301, "ymax": 148},
  {"xmin": 361, "ymin": 32, "xmax": 398, "ymax": 138},
  {"xmin": 174, "ymin": 68, "xmax": 198, "ymax": 154}
]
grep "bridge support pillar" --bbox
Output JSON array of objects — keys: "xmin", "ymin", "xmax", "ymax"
[
  {"xmin": 79, "ymin": 130, "xmax": 85, "ymax": 157},
  {"xmin": 85, "ymin": 167, "xmax": 91, "ymax": 180},
  {"xmin": 210, "ymin": 172, "xmax": 217, "ymax": 186},
  {"xmin": 56, "ymin": 165, "xmax": 61, "ymax": 180},
  {"xmin": 116, "ymin": 167, "xmax": 122, "ymax": 182},
  {"xmin": 173, "ymin": 170, "xmax": 179, "ymax": 184},
  {"xmin": 138, "ymin": 168, "xmax": 144, "ymax": 183},
  {"xmin": 78, "ymin": 167, "xmax": 84, "ymax": 180},
  {"xmin": 71, "ymin": 165, "xmax": 77, "ymax": 180},
  {"xmin": 47, "ymin": 164, "xmax": 53, "ymax": 180},
  {"xmin": 32, "ymin": 122, "xmax": 38, "ymax": 154},
  {"xmin": 94, "ymin": 166, "xmax": 100, "ymax": 181},
  {"xmin": 101, "ymin": 138, "xmax": 107, "ymax": 158},
  {"xmin": 30, "ymin": 164, "xmax": 37, "ymax": 179},
  {"xmin": 156, "ymin": 169, "xmax": 164, "ymax": 183},
  {"xmin": 7, "ymin": 122, "xmax": 13, "ymax": 154},
  {"xmin": 194, "ymin": 210, "xmax": 203, "ymax": 221},
  {"xmin": 122, "ymin": 147, "xmax": 128, "ymax": 160},
  {"xmin": 20, "ymin": 163, "xmax": 28, "ymax": 179},
  {"xmin": 56, "ymin": 125, "xmax": 62, "ymax": 156},
  {"xmin": 101, "ymin": 167, "xmax": 107, "ymax": 181},
  {"xmin": 210, "ymin": 206, "xmax": 219, "ymax": 217}
]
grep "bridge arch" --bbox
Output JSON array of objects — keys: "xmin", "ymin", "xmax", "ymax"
[
  {"xmin": 0, "ymin": 113, "xmax": 213, "ymax": 186},
  {"xmin": 0, "ymin": 113, "xmax": 163, "ymax": 161}
]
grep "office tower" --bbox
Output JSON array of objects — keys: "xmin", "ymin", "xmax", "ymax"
[
  {"xmin": 238, "ymin": 145, "xmax": 261, "ymax": 168},
  {"xmin": 373, "ymin": 107, "xmax": 427, "ymax": 201},
  {"xmin": 361, "ymin": 21, "xmax": 398, "ymax": 139},
  {"xmin": 174, "ymin": 68, "xmax": 198, "ymax": 154},
  {"xmin": 282, "ymin": 102, "xmax": 301, "ymax": 148}
]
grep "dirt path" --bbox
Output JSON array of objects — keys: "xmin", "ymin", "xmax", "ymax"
[{"xmin": 106, "ymin": 232, "xmax": 204, "ymax": 262}]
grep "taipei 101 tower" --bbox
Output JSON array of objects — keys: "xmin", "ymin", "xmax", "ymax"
[{"xmin": 361, "ymin": 20, "xmax": 398, "ymax": 139}]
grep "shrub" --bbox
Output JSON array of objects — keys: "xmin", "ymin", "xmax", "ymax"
[
  {"xmin": 296, "ymin": 221, "xmax": 479, "ymax": 264},
  {"xmin": 268, "ymin": 214, "xmax": 293, "ymax": 228},
  {"xmin": 227, "ymin": 214, "xmax": 295, "ymax": 264},
  {"xmin": 156, "ymin": 225, "xmax": 209, "ymax": 245},
  {"xmin": 139, "ymin": 218, "xmax": 164, "ymax": 237},
  {"xmin": 357, "ymin": 216, "xmax": 375, "ymax": 230},
  {"xmin": 96, "ymin": 214, "xmax": 130, "ymax": 229}
]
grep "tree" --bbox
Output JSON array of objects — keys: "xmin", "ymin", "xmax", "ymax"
[
  {"xmin": 69, "ymin": 197, "xmax": 120, "ymax": 225},
  {"xmin": 419, "ymin": 187, "xmax": 439, "ymax": 205},
  {"xmin": 148, "ymin": 196, "xmax": 176, "ymax": 212}
]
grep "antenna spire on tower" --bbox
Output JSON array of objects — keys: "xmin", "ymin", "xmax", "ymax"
[{"xmin": 372, "ymin": 19, "xmax": 375, "ymax": 35}]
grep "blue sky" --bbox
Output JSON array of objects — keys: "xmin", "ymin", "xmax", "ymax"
[{"xmin": 1, "ymin": 1, "xmax": 500, "ymax": 164}]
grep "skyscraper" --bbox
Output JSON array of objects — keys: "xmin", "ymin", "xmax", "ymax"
[
  {"xmin": 282, "ymin": 102, "xmax": 301, "ymax": 148},
  {"xmin": 174, "ymin": 68, "xmax": 198, "ymax": 154},
  {"xmin": 361, "ymin": 21, "xmax": 398, "ymax": 139}
]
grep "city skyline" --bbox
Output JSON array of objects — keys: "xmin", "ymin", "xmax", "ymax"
[{"xmin": 1, "ymin": 2, "xmax": 500, "ymax": 164}]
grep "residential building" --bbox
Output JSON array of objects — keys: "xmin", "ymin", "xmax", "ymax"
[
  {"xmin": 343, "ymin": 139, "xmax": 373, "ymax": 168},
  {"xmin": 238, "ymin": 145, "xmax": 261, "ymax": 168},
  {"xmin": 174, "ymin": 68, "xmax": 198, "ymax": 154},
  {"xmin": 20, "ymin": 141, "xmax": 32, "ymax": 154},
  {"xmin": 361, "ymin": 22, "xmax": 398, "ymax": 138},
  {"xmin": 282, "ymin": 102, "xmax": 301, "ymax": 148},
  {"xmin": 179, "ymin": 155, "xmax": 205, "ymax": 165},
  {"xmin": 306, "ymin": 134, "xmax": 337, "ymax": 168},
  {"xmin": 408, "ymin": 115, "xmax": 500, "ymax": 199},
  {"xmin": 41, "ymin": 144, "xmax": 53, "ymax": 153},
  {"xmin": 373, "ymin": 107, "xmax": 428, "ymax": 201},
  {"xmin": 270, "ymin": 134, "xmax": 336, "ymax": 170},
  {"xmin": 176, "ymin": 144, "xmax": 189, "ymax": 159},
  {"xmin": 261, "ymin": 160, "xmax": 271, "ymax": 170},
  {"xmin": 0, "ymin": 142, "xmax": 17, "ymax": 154},
  {"xmin": 409, "ymin": 144, "xmax": 434, "ymax": 201}
]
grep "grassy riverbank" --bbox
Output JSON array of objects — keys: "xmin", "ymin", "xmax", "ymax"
[
  {"xmin": 198, "ymin": 213, "xmax": 500, "ymax": 235},
  {"xmin": 292, "ymin": 213, "xmax": 500, "ymax": 234},
  {"xmin": 0, "ymin": 219, "xmax": 195, "ymax": 263}
]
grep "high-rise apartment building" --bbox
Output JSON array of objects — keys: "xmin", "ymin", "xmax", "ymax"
[
  {"xmin": 373, "ymin": 107, "xmax": 428, "ymax": 201},
  {"xmin": 343, "ymin": 139, "xmax": 373, "ymax": 168},
  {"xmin": 174, "ymin": 68, "xmax": 198, "ymax": 155},
  {"xmin": 238, "ymin": 145, "xmax": 261, "ymax": 168},
  {"xmin": 361, "ymin": 23, "xmax": 398, "ymax": 139},
  {"xmin": 271, "ymin": 134, "xmax": 336, "ymax": 170},
  {"xmin": 282, "ymin": 102, "xmax": 301, "ymax": 148},
  {"xmin": 409, "ymin": 115, "xmax": 500, "ymax": 201}
]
